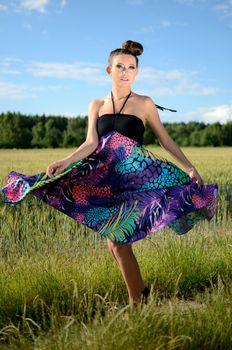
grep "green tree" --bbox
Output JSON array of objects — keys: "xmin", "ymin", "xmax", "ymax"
[
  {"xmin": 189, "ymin": 130, "xmax": 203, "ymax": 146},
  {"xmin": 31, "ymin": 121, "xmax": 46, "ymax": 148},
  {"xmin": 0, "ymin": 112, "xmax": 230, "ymax": 148},
  {"xmin": 222, "ymin": 122, "xmax": 232, "ymax": 146},
  {"xmin": 0, "ymin": 112, "xmax": 32, "ymax": 148},
  {"xmin": 43, "ymin": 118, "xmax": 64, "ymax": 148},
  {"xmin": 62, "ymin": 117, "xmax": 87, "ymax": 147},
  {"xmin": 200, "ymin": 123, "xmax": 223, "ymax": 146},
  {"xmin": 143, "ymin": 124, "xmax": 159, "ymax": 145}
]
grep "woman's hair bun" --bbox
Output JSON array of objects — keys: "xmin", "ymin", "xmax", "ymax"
[{"xmin": 122, "ymin": 40, "xmax": 143, "ymax": 56}]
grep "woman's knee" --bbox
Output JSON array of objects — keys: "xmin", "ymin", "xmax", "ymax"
[
  {"xmin": 107, "ymin": 239, "xmax": 114, "ymax": 255},
  {"xmin": 107, "ymin": 239, "xmax": 132, "ymax": 257}
]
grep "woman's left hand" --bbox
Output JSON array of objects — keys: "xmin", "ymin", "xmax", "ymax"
[{"xmin": 188, "ymin": 167, "xmax": 204, "ymax": 185}]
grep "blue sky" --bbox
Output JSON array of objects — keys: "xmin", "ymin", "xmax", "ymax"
[{"xmin": 0, "ymin": 0, "xmax": 231, "ymax": 123}]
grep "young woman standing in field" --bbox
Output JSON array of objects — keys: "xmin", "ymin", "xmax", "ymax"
[{"xmin": 2, "ymin": 40, "xmax": 218, "ymax": 304}]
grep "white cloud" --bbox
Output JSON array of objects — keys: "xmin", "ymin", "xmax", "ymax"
[
  {"xmin": 1, "ymin": 0, "xmax": 66, "ymax": 14},
  {"xmin": 175, "ymin": 82, "xmax": 221, "ymax": 96},
  {"xmin": 137, "ymin": 20, "xmax": 187, "ymax": 34},
  {"xmin": 137, "ymin": 67, "xmax": 222, "ymax": 96},
  {"xmin": 22, "ymin": 23, "xmax": 32, "ymax": 30},
  {"xmin": 0, "ymin": 4, "xmax": 8, "ymax": 11},
  {"xmin": 0, "ymin": 58, "xmax": 110, "ymax": 85},
  {"xmin": 214, "ymin": 0, "xmax": 232, "ymax": 17},
  {"xmin": 141, "ymin": 85, "xmax": 221, "ymax": 97},
  {"xmin": 177, "ymin": 0, "xmax": 232, "ymax": 20},
  {"xmin": 0, "ymin": 57, "xmax": 23, "ymax": 75},
  {"xmin": 0, "ymin": 81, "xmax": 30, "ymax": 100},
  {"xmin": 138, "ymin": 67, "xmax": 197, "ymax": 83},
  {"xmin": 159, "ymin": 20, "xmax": 172, "ymax": 29},
  {"xmin": 176, "ymin": 0, "xmax": 194, "ymax": 4},
  {"xmin": 176, "ymin": 0, "xmax": 207, "ymax": 5},
  {"xmin": 0, "ymin": 58, "xmax": 225, "ymax": 99},
  {"xmin": 30, "ymin": 84, "xmax": 70, "ymax": 92},
  {"xmin": 28, "ymin": 61, "xmax": 109, "ymax": 84},
  {"xmin": 136, "ymin": 25, "xmax": 154, "ymax": 34},
  {"xmin": 127, "ymin": 0, "xmax": 145, "ymax": 5},
  {"xmin": 60, "ymin": 0, "xmax": 67, "ymax": 8},
  {"xmin": 179, "ymin": 104, "xmax": 232, "ymax": 123},
  {"xmin": 201, "ymin": 104, "xmax": 232, "ymax": 123},
  {"xmin": 0, "ymin": 80, "xmax": 71, "ymax": 101},
  {"xmin": 20, "ymin": 0, "xmax": 49, "ymax": 13},
  {"xmin": 0, "ymin": 68, "xmax": 21, "ymax": 75}
]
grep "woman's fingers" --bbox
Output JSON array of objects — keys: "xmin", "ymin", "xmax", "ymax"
[
  {"xmin": 188, "ymin": 168, "xmax": 204, "ymax": 186},
  {"xmin": 46, "ymin": 162, "xmax": 59, "ymax": 177},
  {"xmin": 193, "ymin": 174, "xmax": 204, "ymax": 186},
  {"xmin": 195, "ymin": 171, "xmax": 204, "ymax": 185},
  {"xmin": 46, "ymin": 167, "xmax": 53, "ymax": 177},
  {"xmin": 46, "ymin": 159, "xmax": 69, "ymax": 177},
  {"xmin": 196, "ymin": 177, "xmax": 204, "ymax": 185}
]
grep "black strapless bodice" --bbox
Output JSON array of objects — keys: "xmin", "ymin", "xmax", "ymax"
[{"xmin": 97, "ymin": 114, "xmax": 145, "ymax": 145}]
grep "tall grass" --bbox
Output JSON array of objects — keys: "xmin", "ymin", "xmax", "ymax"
[{"xmin": 0, "ymin": 147, "xmax": 231, "ymax": 349}]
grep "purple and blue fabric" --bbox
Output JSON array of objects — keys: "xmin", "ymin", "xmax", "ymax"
[{"xmin": 1, "ymin": 131, "xmax": 218, "ymax": 245}]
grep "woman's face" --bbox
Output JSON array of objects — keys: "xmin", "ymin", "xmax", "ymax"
[{"xmin": 107, "ymin": 54, "xmax": 138, "ymax": 87}]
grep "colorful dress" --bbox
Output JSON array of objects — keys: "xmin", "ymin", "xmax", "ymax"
[{"xmin": 1, "ymin": 98, "xmax": 218, "ymax": 245}]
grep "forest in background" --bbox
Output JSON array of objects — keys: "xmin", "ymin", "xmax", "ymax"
[{"xmin": 0, "ymin": 111, "xmax": 231, "ymax": 148}]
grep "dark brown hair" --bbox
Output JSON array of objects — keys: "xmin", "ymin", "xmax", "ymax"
[{"xmin": 108, "ymin": 40, "xmax": 143, "ymax": 66}]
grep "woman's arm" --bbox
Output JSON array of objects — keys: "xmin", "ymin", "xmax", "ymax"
[
  {"xmin": 63, "ymin": 100, "xmax": 100, "ymax": 164},
  {"xmin": 144, "ymin": 97, "xmax": 204, "ymax": 184},
  {"xmin": 46, "ymin": 99, "xmax": 100, "ymax": 177}
]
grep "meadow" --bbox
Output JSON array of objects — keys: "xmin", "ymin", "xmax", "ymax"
[{"xmin": 0, "ymin": 147, "xmax": 231, "ymax": 350}]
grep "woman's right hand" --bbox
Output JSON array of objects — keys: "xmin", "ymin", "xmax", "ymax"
[
  {"xmin": 188, "ymin": 166, "xmax": 204, "ymax": 186},
  {"xmin": 46, "ymin": 158, "xmax": 71, "ymax": 177}
]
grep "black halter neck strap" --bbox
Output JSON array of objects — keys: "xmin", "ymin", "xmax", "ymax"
[
  {"xmin": 110, "ymin": 91, "xmax": 177, "ymax": 114},
  {"xmin": 111, "ymin": 91, "xmax": 132, "ymax": 114}
]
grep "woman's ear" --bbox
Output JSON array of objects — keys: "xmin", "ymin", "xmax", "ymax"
[{"xmin": 106, "ymin": 66, "xmax": 111, "ymax": 75}]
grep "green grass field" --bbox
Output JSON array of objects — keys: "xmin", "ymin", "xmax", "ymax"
[{"xmin": 0, "ymin": 147, "xmax": 231, "ymax": 350}]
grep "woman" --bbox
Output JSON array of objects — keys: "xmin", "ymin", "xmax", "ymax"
[{"xmin": 2, "ymin": 40, "xmax": 218, "ymax": 304}]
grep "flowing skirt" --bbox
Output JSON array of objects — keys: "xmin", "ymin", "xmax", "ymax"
[{"xmin": 1, "ymin": 131, "xmax": 218, "ymax": 244}]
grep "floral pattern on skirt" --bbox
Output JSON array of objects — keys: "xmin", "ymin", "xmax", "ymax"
[{"xmin": 1, "ymin": 131, "xmax": 218, "ymax": 244}]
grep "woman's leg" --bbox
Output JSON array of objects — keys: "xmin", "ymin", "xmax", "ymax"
[{"xmin": 107, "ymin": 238, "xmax": 145, "ymax": 303}]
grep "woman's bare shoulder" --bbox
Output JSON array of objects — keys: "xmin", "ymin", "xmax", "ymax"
[
  {"xmin": 88, "ymin": 96, "xmax": 109, "ymax": 115},
  {"xmin": 88, "ymin": 98, "xmax": 104, "ymax": 109},
  {"xmin": 132, "ymin": 93, "xmax": 156, "ymax": 116},
  {"xmin": 132, "ymin": 92, "xmax": 154, "ymax": 104}
]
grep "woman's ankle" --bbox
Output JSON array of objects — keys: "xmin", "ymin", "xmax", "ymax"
[
  {"xmin": 141, "ymin": 286, "xmax": 150, "ymax": 304},
  {"xmin": 129, "ymin": 286, "xmax": 150, "ymax": 305}
]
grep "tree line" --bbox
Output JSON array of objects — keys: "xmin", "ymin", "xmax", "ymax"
[{"xmin": 0, "ymin": 112, "xmax": 231, "ymax": 148}]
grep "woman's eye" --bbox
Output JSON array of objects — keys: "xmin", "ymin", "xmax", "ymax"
[{"xmin": 115, "ymin": 64, "xmax": 136, "ymax": 72}]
